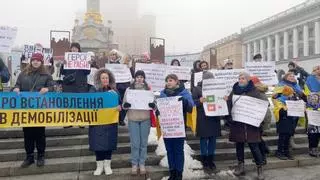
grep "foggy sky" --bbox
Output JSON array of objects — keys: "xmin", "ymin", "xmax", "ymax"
[{"xmin": 0, "ymin": 0, "xmax": 306, "ymax": 54}]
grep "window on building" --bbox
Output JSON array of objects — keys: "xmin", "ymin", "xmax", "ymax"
[
  {"xmin": 271, "ymin": 51, "xmax": 275, "ymax": 61},
  {"xmin": 280, "ymin": 36, "xmax": 284, "ymax": 46},
  {"xmin": 280, "ymin": 48, "xmax": 284, "ymax": 60},
  {"xmin": 309, "ymin": 40, "xmax": 315, "ymax": 55},
  {"xmin": 298, "ymin": 43, "xmax": 304, "ymax": 57},
  {"xmin": 298, "ymin": 30, "xmax": 303, "ymax": 41},
  {"xmin": 288, "ymin": 46, "xmax": 293, "ymax": 59},
  {"xmin": 289, "ymin": 34, "xmax": 293, "ymax": 43},
  {"xmin": 309, "ymin": 27, "xmax": 315, "ymax": 38}
]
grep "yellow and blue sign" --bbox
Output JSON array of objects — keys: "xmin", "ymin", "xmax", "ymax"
[{"xmin": 0, "ymin": 92, "xmax": 119, "ymax": 128}]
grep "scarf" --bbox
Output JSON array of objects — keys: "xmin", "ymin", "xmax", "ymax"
[
  {"xmin": 280, "ymin": 79, "xmax": 302, "ymax": 95},
  {"xmin": 233, "ymin": 80, "xmax": 255, "ymax": 95}
]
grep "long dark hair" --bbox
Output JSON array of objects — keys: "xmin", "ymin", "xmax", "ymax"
[{"xmin": 24, "ymin": 63, "xmax": 48, "ymax": 75}]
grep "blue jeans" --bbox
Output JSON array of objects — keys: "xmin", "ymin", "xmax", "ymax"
[
  {"xmin": 164, "ymin": 138, "xmax": 185, "ymax": 172},
  {"xmin": 128, "ymin": 120, "xmax": 151, "ymax": 166},
  {"xmin": 200, "ymin": 136, "xmax": 217, "ymax": 156}
]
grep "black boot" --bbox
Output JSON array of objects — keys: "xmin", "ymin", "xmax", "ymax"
[
  {"xmin": 257, "ymin": 165, "xmax": 265, "ymax": 180},
  {"xmin": 175, "ymin": 171, "xmax": 183, "ymax": 180},
  {"xmin": 119, "ymin": 121, "xmax": 126, "ymax": 126},
  {"xmin": 207, "ymin": 155, "xmax": 217, "ymax": 171},
  {"xmin": 168, "ymin": 170, "xmax": 176, "ymax": 180},
  {"xmin": 200, "ymin": 155, "xmax": 208, "ymax": 168},
  {"xmin": 21, "ymin": 154, "xmax": 35, "ymax": 168},
  {"xmin": 233, "ymin": 162, "xmax": 245, "ymax": 176},
  {"xmin": 37, "ymin": 153, "xmax": 45, "ymax": 167}
]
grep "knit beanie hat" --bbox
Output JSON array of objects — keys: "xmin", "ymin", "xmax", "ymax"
[
  {"xmin": 135, "ymin": 70, "xmax": 146, "ymax": 79},
  {"xmin": 31, "ymin": 53, "xmax": 44, "ymax": 63}
]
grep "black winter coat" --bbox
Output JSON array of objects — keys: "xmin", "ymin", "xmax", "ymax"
[
  {"xmin": 227, "ymin": 81, "xmax": 267, "ymax": 143},
  {"xmin": 192, "ymin": 83, "xmax": 221, "ymax": 138}
]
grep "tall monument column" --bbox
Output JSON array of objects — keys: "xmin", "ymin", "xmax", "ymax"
[{"xmin": 87, "ymin": 0, "xmax": 100, "ymax": 13}]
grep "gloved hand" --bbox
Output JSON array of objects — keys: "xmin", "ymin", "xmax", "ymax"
[
  {"xmin": 148, "ymin": 103, "xmax": 156, "ymax": 109},
  {"xmin": 123, "ymin": 102, "xmax": 131, "ymax": 109}
]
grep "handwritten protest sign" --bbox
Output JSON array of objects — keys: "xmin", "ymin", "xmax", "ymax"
[
  {"xmin": 126, "ymin": 90, "xmax": 154, "ymax": 110},
  {"xmin": 307, "ymin": 110, "xmax": 320, "ymax": 126},
  {"xmin": 64, "ymin": 52, "xmax": 91, "ymax": 70},
  {"xmin": 22, "ymin": 45, "xmax": 34, "ymax": 64},
  {"xmin": 87, "ymin": 68, "xmax": 98, "ymax": 86},
  {"xmin": 42, "ymin": 48, "xmax": 53, "ymax": 66},
  {"xmin": 231, "ymin": 95, "xmax": 269, "ymax": 127},
  {"xmin": 167, "ymin": 66, "xmax": 191, "ymax": 81},
  {"xmin": 286, "ymin": 100, "xmax": 306, "ymax": 117},
  {"xmin": 245, "ymin": 62, "xmax": 278, "ymax": 85},
  {"xmin": 211, "ymin": 69, "xmax": 244, "ymax": 94},
  {"xmin": 135, "ymin": 63, "xmax": 166, "ymax": 92},
  {"xmin": 157, "ymin": 97, "xmax": 185, "ymax": 138},
  {"xmin": 202, "ymin": 79, "xmax": 229, "ymax": 116},
  {"xmin": 105, "ymin": 64, "xmax": 132, "ymax": 83},
  {"xmin": 0, "ymin": 26, "xmax": 17, "ymax": 53},
  {"xmin": 0, "ymin": 92, "xmax": 119, "ymax": 128}
]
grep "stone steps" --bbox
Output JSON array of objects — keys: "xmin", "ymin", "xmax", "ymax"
[
  {"xmin": 1, "ymin": 154, "xmax": 320, "ymax": 180},
  {"xmin": 0, "ymin": 134, "xmax": 308, "ymax": 162},
  {"xmin": 0, "ymin": 142, "xmax": 312, "ymax": 177},
  {"xmin": 0, "ymin": 126, "xmax": 311, "ymax": 179}
]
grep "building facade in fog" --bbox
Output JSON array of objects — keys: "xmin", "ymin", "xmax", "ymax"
[
  {"xmin": 241, "ymin": 0, "xmax": 320, "ymax": 72},
  {"xmin": 202, "ymin": 33, "xmax": 243, "ymax": 69},
  {"xmin": 100, "ymin": 0, "xmax": 156, "ymax": 55}
]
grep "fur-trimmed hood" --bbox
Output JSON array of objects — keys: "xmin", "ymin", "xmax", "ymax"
[{"xmin": 93, "ymin": 68, "xmax": 116, "ymax": 90}]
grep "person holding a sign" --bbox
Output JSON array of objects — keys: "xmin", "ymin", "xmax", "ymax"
[
  {"xmin": 88, "ymin": 68, "xmax": 120, "ymax": 176},
  {"xmin": 160, "ymin": 74, "xmax": 194, "ymax": 180},
  {"xmin": 192, "ymin": 71, "xmax": 221, "ymax": 172},
  {"xmin": 108, "ymin": 49, "xmax": 130, "ymax": 126},
  {"xmin": 122, "ymin": 70, "xmax": 156, "ymax": 175},
  {"xmin": 227, "ymin": 72, "xmax": 267, "ymax": 180},
  {"xmin": 13, "ymin": 53, "xmax": 54, "ymax": 168},
  {"xmin": 304, "ymin": 66, "xmax": 320, "ymax": 157},
  {"xmin": 272, "ymin": 72, "xmax": 307, "ymax": 160},
  {"xmin": 60, "ymin": 43, "xmax": 91, "ymax": 128},
  {"xmin": 0, "ymin": 57, "xmax": 10, "ymax": 91},
  {"xmin": 191, "ymin": 60, "xmax": 201, "ymax": 91}
]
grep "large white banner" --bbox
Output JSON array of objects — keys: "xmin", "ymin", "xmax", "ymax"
[
  {"xmin": 286, "ymin": 100, "xmax": 305, "ymax": 117},
  {"xmin": 231, "ymin": 95, "xmax": 269, "ymax": 127},
  {"xmin": 245, "ymin": 62, "xmax": 278, "ymax": 85},
  {"xmin": 166, "ymin": 66, "xmax": 191, "ymax": 81},
  {"xmin": 157, "ymin": 97, "xmax": 186, "ymax": 138},
  {"xmin": 0, "ymin": 26, "xmax": 17, "ymax": 53},
  {"xmin": 307, "ymin": 110, "xmax": 320, "ymax": 126},
  {"xmin": 135, "ymin": 63, "xmax": 166, "ymax": 92},
  {"xmin": 202, "ymin": 79, "xmax": 229, "ymax": 116},
  {"xmin": 64, "ymin": 52, "xmax": 91, "ymax": 70},
  {"xmin": 105, "ymin": 64, "xmax": 132, "ymax": 83},
  {"xmin": 126, "ymin": 89, "xmax": 155, "ymax": 110}
]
